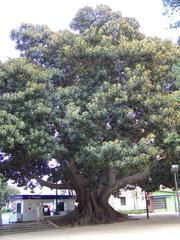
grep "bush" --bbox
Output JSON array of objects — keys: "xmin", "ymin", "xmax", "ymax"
[
  {"xmin": 119, "ymin": 209, "xmax": 146, "ymax": 214},
  {"xmin": 3, "ymin": 208, "xmax": 12, "ymax": 213}
]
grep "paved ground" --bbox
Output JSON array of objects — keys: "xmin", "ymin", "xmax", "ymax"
[{"xmin": 1, "ymin": 213, "xmax": 180, "ymax": 240}]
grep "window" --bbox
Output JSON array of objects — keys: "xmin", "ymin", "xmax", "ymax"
[
  {"xmin": 120, "ymin": 197, "xmax": 126, "ymax": 206},
  {"xmin": 153, "ymin": 198, "xmax": 166, "ymax": 209},
  {"xmin": 17, "ymin": 203, "xmax": 21, "ymax": 213},
  {"xmin": 58, "ymin": 202, "xmax": 65, "ymax": 211}
]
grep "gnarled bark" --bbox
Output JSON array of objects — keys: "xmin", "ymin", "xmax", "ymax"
[
  {"xmin": 50, "ymin": 191, "xmax": 127, "ymax": 226},
  {"xmin": 35, "ymin": 166, "xmax": 150, "ymax": 226}
]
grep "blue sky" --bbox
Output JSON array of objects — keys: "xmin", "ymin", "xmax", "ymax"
[{"xmin": 0, "ymin": 0, "xmax": 179, "ymax": 62}]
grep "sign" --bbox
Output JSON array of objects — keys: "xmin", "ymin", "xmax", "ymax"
[{"xmin": 11, "ymin": 194, "xmax": 76, "ymax": 200}]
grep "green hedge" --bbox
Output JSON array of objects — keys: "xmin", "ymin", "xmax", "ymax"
[
  {"xmin": 2, "ymin": 208, "xmax": 12, "ymax": 213},
  {"xmin": 119, "ymin": 209, "xmax": 146, "ymax": 214}
]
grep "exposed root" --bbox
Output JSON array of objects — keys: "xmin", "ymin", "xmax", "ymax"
[{"xmin": 49, "ymin": 205, "xmax": 127, "ymax": 227}]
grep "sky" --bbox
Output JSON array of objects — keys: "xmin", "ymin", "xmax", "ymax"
[{"xmin": 0, "ymin": 0, "xmax": 179, "ymax": 62}]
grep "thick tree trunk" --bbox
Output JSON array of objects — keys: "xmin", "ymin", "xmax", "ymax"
[
  {"xmin": 35, "ymin": 166, "xmax": 150, "ymax": 226},
  {"xmin": 51, "ymin": 191, "xmax": 127, "ymax": 226}
]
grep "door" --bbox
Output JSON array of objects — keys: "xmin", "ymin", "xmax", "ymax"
[
  {"xmin": 58, "ymin": 202, "xmax": 64, "ymax": 212},
  {"xmin": 16, "ymin": 203, "xmax": 22, "ymax": 221}
]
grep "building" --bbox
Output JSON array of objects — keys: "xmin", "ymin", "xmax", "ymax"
[
  {"xmin": 10, "ymin": 194, "xmax": 76, "ymax": 222},
  {"xmin": 109, "ymin": 187, "xmax": 179, "ymax": 214},
  {"xmin": 109, "ymin": 187, "xmax": 146, "ymax": 211},
  {"xmin": 149, "ymin": 189, "xmax": 178, "ymax": 213}
]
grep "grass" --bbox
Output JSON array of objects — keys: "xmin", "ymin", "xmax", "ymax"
[{"xmin": 119, "ymin": 209, "xmax": 146, "ymax": 214}]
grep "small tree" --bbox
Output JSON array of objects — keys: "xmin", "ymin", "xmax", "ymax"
[
  {"xmin": 3, "ymin": 184, "xmax": 20, "ymax": 208},
  {"xmin": 0, "ymin": 5, "xmax": 179, "ymax": 225}
]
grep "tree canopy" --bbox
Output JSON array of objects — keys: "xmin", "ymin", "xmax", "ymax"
[{"xmin": 0, "ymin": 5, "xmax": 179, "ymax": 225}]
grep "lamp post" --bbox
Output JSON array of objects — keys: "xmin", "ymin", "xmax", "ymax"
[
  {"xmin": 145, "ymin": 192, "xmax": 149, "ymax": 220},
  {"xmin": 0, "ymin": 176, "xmax": 2, "ymax": 225},
  {"xmin": 49, "ymin": 169, "xmax": 59, "ymax": 215},
  {"xmin": 55, "ymin": 175, "xmax": 58, "ymax": 215},
  {"xmin": 171, "ymin": 165, "xmax": 180, "ymax": 215},
  {"xmin": 53, "ymin": 167, "xmax": 59, "ymax": 215},
  {"xmin": 145, "ymin": 177, "xmax": 152, "ymax": 220}
]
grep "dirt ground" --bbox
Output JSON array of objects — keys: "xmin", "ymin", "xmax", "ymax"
[{"xmin": 1, "ymin": 213, "xmax": 180, "ymax": 240}]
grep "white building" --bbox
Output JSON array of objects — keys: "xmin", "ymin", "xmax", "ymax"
[
  {"xmin": 10, "ymin": 194, "xmax": 76, "ymax": 222},
  {"xmin": 109, "ymin": 187, "xmax": 146, "ymax": 211}
]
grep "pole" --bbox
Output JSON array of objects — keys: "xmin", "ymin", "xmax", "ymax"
[
  {"xmin": 173, "ymin": 172, "xmax": 180, "ymax": 215},
  {"xmin": 0, "ymin": 176, "xmax": 2, "ymax": 225},
  {"xmin": 56, "ymin": 185, "xmax": 58, "ymax": 215},
  {"xmin": 145, "ymin": 192, "xmax": 149, "ymax": 220}
]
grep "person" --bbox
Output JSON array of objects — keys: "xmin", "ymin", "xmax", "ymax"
[{"xmin": 43, "ymin": 205, "xmax": 50, "ymax": 216}]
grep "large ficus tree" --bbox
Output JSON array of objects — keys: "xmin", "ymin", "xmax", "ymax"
[{"xmin": 0, "ymin": 5, "xmax": 179, "ymax": 225}]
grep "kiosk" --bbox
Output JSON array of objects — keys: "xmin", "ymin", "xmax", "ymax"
[{"xmin": 10, "ymin": 194, "xmax": 76, "ymax": 222}]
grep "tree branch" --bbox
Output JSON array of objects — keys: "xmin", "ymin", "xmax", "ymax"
[
  {"xmin": 97, "ymin": 167, "xmax": 117, "ymax": 201},
  {"xmin": 114, "ymin": 166, "xmax": 150, "ymax": 190},
  {"xmin": 98, "ymin": 167, "xmax": 117, "ymax": 190},
  {"xmin": 34, "ymin": 176, "xmax": 73, "ymax": 190},
  {"xmin": 69, "ymin": 163, "xmax": 85, "ymax": 189}
]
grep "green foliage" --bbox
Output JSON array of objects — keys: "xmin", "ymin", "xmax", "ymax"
[
  {"xmin": 70, "ymin": 5, "xmax": 121, "ymax": 34},
  {"xmin": 172, "ymin": 58, "xmax": 180, "ymax": 88},
  {"xmin": 119, "ymin": 209, "xmax": 146, "ymax": 214},
  {"xmin": 10, "ymin": 23, "xmax": 53, "ymax": 62},
  {"xmin": 3, "ymin": 184, "xmax": 20, "ymax": 206},
  {"xmin": 0, "ymin": 5, "xmax": 179, "ymax": 192},
  {"xmin": 3, "ymin": 208, "xmax": 12, "ymax": 213},
  {"xmin": 0, "ymin": 177, "xmax": 20, "ymax": 207},
  {"xmin": 0, "ymin": 175, "xmax": 19, "ymax": 209}
]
